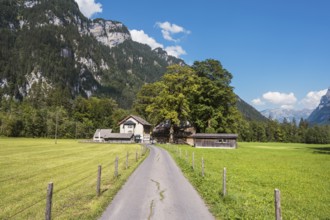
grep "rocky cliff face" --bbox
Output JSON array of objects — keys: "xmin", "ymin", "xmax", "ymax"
[
  {"xmin": 88, "ymin": 19, "xmax": 131, "ymax": 48},
  {"xmin": 307, "ymin": 88, "xmax": 330, "ymax": 125}
]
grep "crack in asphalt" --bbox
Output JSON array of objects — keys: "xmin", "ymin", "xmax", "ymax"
[
  {"xmin": 150, "ymin": 179, "xmax": 160, "ymax": 191},
  {"xmin": 160, "ymin": 189, "xmax": 166, "ymax": 201},
  {"xmin": 147, "ymin": 199, "xmax": 154, "ymax": 220},
  {"xmin": 150, "ymin": 178, "xmax": 167, "ymax": 210}
]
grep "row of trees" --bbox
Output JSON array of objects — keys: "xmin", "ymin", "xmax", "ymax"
[
  {"xmin": 0, "ymin": 96, "xmax": 127, "ymax": 138},
  {"xmin": 239, "ymin": 118, "xmax": 330, "ymax": 144}
]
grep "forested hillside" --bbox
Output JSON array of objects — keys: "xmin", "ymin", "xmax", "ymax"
[{"xmin": 0, "ymin": 0, "xmax": 184, "ymax": 109}]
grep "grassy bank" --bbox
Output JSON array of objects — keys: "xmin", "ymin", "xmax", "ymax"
[
  {"xmin": 161, "ymin": 142, "xmax": 330, "ymax": 219},
  {"xmin": 0, "ymin": 138, "xmax": 148, "ymax": 219}
]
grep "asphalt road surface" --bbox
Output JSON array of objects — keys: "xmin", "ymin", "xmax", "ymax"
[{"xmin": 99, "ymin": 145, "xmax": 214, "ymax": 220}]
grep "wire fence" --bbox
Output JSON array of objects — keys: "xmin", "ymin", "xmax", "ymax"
[
  {"xmin": 164, "ymin": 145, "xmax": 282, "ymax": 220},
  {"xmin": 2, "ymin": 145, "xmax": 149, "ymax": 220}
]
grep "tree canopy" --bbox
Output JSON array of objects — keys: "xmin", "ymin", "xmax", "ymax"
[{"xmin": 134, "ymin": 59, "xmax": 241, "ymax": 142}]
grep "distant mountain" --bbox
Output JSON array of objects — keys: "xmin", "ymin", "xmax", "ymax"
[
  {"xmin": 307, "ymin": 88, "xmax": 330, "ymax": 125},
  {"xmin": 0, "ymin": 0, "xmax": 184, "ymax": 108},
  {"xmin": 236, "ymin": 96, "xmax": 268, "ymax": 122},
  {"xmin": 261, "ymin": 108, "xmax": 313, "ymax": 123}
]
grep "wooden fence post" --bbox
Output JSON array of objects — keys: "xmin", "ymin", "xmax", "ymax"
[
  {"xmin": 275, "ymin": 189, "xmax": 282, "ymax": 220},
  {"xmin": 96, "ymin": 165, "xmax": 101, "ymax": 196},
  {"xmin": 185, "ymin": 150, "xmax": 188, "ymax": 162},
  {"xmin": 202, "ymin": 157, "xmax": 205, "ymax": 177},
  {"xmin": 192, "ymin": 152, "xmax": 195, "ymax": 170},
  {"xmin": 141, "ymin": 145, "xmax": 146, "ymax": 156},
  {"xmin": 126, "ymin": 152, "xmax": 129, "ymax": 169},
  {"xmin": 136, "ymin": 150, "xmax": 138, "ymax": 162},
  {"xmin": 223, "ymin": 167, "xmax": 227, "ymax": 197},
  {"xmin": 115, "ymin": 157, "xmax": 119, "ymax": 177},
  {"xmin": 45, "ymin": 182, "xmax": 53, "ymax": 220}
]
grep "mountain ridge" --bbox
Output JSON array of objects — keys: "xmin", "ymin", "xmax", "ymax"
[
  {"xmin": 307, "ymin": 88, "xmax": 330, "ymax": 125},
  {"xmin": 261, "ymin": 108, "xmax": 313, "ymax": 123}
]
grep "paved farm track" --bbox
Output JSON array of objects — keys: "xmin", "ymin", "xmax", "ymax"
[{"xmin": 99, "ymin": 145, "xmax": 214, "ymax": 220}]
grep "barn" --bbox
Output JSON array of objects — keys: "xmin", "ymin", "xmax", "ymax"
[
  {"xmin": 190, "ymin": 133, "xmax": 238, "ymax": 148},
  {"xmin": 93, "ymin": 129, "xmax": 113, "ymax": 142},
  {"xmin": 103, "ymin": 133, "xmax": 134, "ymax": 143}
]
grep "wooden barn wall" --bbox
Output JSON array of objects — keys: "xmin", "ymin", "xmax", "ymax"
[{"xmin": 194, "ymin": 139, "xmax": 236, "ymax": 148}]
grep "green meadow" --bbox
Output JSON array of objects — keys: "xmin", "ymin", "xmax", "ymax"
[
  {"xmin": 161, "ymin": 142, "xmax": 330, "ymax": 219},
  {"xmin": 0, "ymin": 138, "xmax": 147, "ymax": 219}
]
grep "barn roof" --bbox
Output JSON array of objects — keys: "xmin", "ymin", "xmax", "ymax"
[
  {"xmin": 191, "ymin": 133, "xmax": 238, "ymax": 139},
  {"xmin": 94, "ymin": 129, "xmax": 112, "ymax": 138},
  {"xmin": 118, "ymin": 115, "xmax": 151, "ymax": 126},
  {"xmin": 104, "ymin": 133, "xmax": 134, "ymax": 140}
]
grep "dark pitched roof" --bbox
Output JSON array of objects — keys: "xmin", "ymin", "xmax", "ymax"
[
  {"xmin": 94, "ymin": 129, "xmax": 112, "ymax": 138},
  {"xmin": 118, "ymin": 115, "xmax": 151, "ymax": 126},
  {"xmin": 191, "ymin": 133, "xmax": 238, "ymax": 139},
  {"xmin": 104, "ymin": 133, "xmax": 134, "ymax": 139}
]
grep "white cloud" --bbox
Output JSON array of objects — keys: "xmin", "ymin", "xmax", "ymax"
[
  {"xmin": 130, "ymin": 30, "xmax": 164, "ymax": 50},
  {"xmin": 262, "ymin": 91, "xmax": 297, "ymax": 105},
  {"xmin": 156, "ymin": 21, "xmax": 191, "ymax": 42},
  {"xmin": 165, "ymin": 46, "xmax": 187, "ymax": 58},
  {"xmin": 130, "ymin": 29, "xmax": 187, "ymax": 58},
  {"xmin": 300, "ymin": 89, "xmax": 327, "ymax": 109},
  {"xmin": 252, "ymin": 98, "xmax": 265, "ymax": 106},
  {"xmin": 75, "ymin": 0, "xmax": 102, "ymax": 18}
]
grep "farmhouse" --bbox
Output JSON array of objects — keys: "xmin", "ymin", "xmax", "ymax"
[
  {"xmin": 93, "ymin": 129, "xmax": 113, "ymax": 142},
  {"xmin": 189, "ymin": 133, "xmax": 238, "ymax": 148},
  {"xmin": 118, "ymin": 115, "xmax": 151, "ymax": 143}
]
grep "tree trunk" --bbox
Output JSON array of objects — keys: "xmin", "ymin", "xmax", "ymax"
[{"xmin": 169, "ymin": 124, "xmax": 174, "ymax": 143}]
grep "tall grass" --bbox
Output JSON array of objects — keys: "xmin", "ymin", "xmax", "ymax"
[
  {"xmin": 0, "ymin": 138, "xmax": 147, "ymax": 219},
  {"xmin": 161, "ymin": 142, "xmax": 330, "ymax": 219}
]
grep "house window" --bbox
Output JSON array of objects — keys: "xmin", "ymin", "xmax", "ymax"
[{"xmin": 127, "ymin": 125, "xmax": 133, "ymax": 129}]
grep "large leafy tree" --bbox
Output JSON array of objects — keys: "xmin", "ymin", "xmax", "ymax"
[
  {"xmin": 135, "ymin": 59, "xmax": 241, "ymax": 142},
  {"xmin": 133, "ymin": 81, "xmax": 164, "ymax": 124},
  {"xmin": 191, "ymin": 59, "xmax": 240, "ymax": 133},
  {"xmin": 145, "ymin": 65, "xmax": 199, "ymax": 143}
]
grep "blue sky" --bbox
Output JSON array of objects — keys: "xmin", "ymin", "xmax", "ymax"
[{"xmin": 75, "ymin": 0, "xmax": 330, "ymax": 111}]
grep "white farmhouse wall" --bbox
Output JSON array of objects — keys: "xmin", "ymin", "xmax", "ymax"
[{"xmin": 119, "ymin": 117, "xmax": 150, "ymax": 143}]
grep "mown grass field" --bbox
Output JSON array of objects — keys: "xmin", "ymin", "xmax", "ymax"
[
  {"xmin": 161, "ymin": 142, "xmax": 330, "ymax": 219},
  {"xmin": 0, "ymin": 138, "xmax": 147, "ymax": 219}
]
